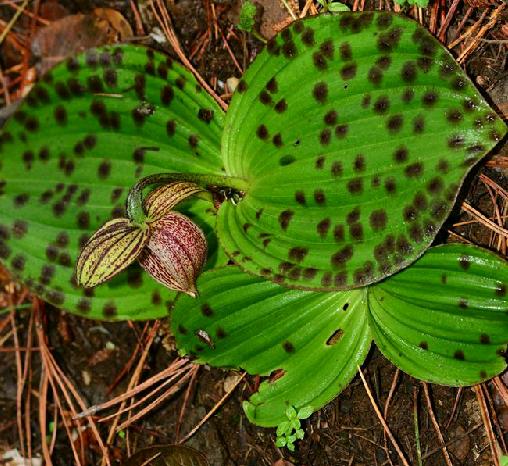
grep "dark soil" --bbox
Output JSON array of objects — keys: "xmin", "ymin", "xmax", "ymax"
[{"xmin": 0, "ymin": 0, "xmax": 507, "ymax": 465}]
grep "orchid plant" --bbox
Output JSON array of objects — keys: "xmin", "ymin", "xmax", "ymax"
[{"xmin": 0, "ymin": 11, "xmax": 506, "ymax": 429}]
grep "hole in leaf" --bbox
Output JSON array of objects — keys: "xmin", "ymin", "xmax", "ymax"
[
  {"xmin": 195, "ymin": 329, "xmax": 215, "ymax": 349},
  {"xmin": 267, "ymin": 368, "xmax": 286, "ymax": 384},
  {"xmin": 326, "ymin": 329, "xmax": 344, "ymax": 346}
]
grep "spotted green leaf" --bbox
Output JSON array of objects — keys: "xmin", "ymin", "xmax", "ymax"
[
  {"xmin": 219, "ymin": 12, "xmax": 506, "ymax": 291},
  {"xmin": 172, "ymin": 266, "xmax": 372, "ymax": 426},
  {"xmin": 370, "ymin": 244, "xmax": 508, "ymax": 385},
  {"xmin": 0, "ymin": 45, "xmax": 225, "ymax": 320},
  {"xmin": 172, "ymin": 244, "xmax": 508, "ymax": 426}
]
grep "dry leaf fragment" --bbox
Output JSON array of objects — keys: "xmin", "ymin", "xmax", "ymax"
[
  {"xmin": 463, "ymin": 0, "xmax": 496, "ymax": 7},
  {"xmin": 92, "ymin": 8, "xmax": 134, "ymax": 42},
  {"xmin": 31, "ymin": 8, "xmax": 133, "ymax": 75}
]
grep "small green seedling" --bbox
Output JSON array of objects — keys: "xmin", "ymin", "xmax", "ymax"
[
  {"xmin": 275, "ymin": 406, "xmax": 312, "ymax": 451},
  {"xmin": 0, "ymin": 11, "xmax": 506, "ymax": 432},
  {"xmin": 317, "ymin": 0, "xmax": 351, "ymax": 13},
  {"xmin": 237, "ymin": 0, "xmax": 267, "ymax": 43},
  {"xmin": 394, "ymin": 0, "xmax": 429, "ymax": 7},
  {"xmin": 237, "ymin": 0, "xmax": 258, "ymax": 32}
]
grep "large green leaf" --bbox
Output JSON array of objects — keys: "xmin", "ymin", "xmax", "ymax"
[
  {"xmin": 172, "ymin": 266, "xmax": 371, "ymax": 426},
  {"xmin": 219, "ymin": 12, "xmax": 506, "ymax": 291},
  {"xmin": 369, "ymin": 244, "xmax": 508, "ymax": 385},
  {"xmin": 172, "ymin": 244, "xmax": 508, "ymax": 427},
  {"xmin": 0, "ymin": 45, "xmax": 225, "ymax": 320}
]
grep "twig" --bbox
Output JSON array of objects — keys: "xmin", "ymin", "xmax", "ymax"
[
  {"xmin": 482, "ymin": 382, "xmax": 507, "ymax": 453},
  {"xmin": 429, "ymin": 0, "xmax": 439, "ymax": 34},
  {"xmin": 34, "ymin": 300, "xmax": 111, "ymax": 466},
  {"xmin": 106, "ymin": 323, "xmax": 150, "ymax": 395},
  {"xmin": 487, "ymin": 156, "xmax": 508, "ymax": 169},
  {"xmin": 413, "ymin": 387, "xmax": 423, "ymax": 466},
  {"xmin": 0, "ymin": 67, "xmax": 11, "ymax": 106},
  {"xmin": 127, "ymin": 323, "xmax": 153, "ymax": 456},
  {"xmin": 280, "ymin": 0, "xmax": 297, "ymax": 20},
  {"xmin": 0, "ymin": 314, "xmax": 11, "ymax": 336},
  {"xmin": 37, "ymin": 314, "xmax": 83, "ymax": 466},
  {"xmin": 350, "ymin": 432, "xmax": 385, "ymax": 448},
  {"xmin": 445, "ymin": 387, "xmax": 463, "ymax": 429},
  {"xmin": 422, "ymin": 383, "xmax": 453, "ymax": 466},
  {"xmin": 480, "ymin": 39, "xmax": 508, "ymax": 44},
  {"xmin": 10, "ymin": 310, "xmax": 25, "ymax": 459},
  {"xmin": 38, "ymin": 367, "xmax": 52, "ymax": 466},
  {"xmin": 211, "ymin": 1, "xmax": 219, "ymax": 41},
  {"xmin": 448, "ymin": 8, "xmax": 489, "ymax": 50},
  {"xmin": 457, "ymin": 3, "xmax": 506, "ymax": 63},
  {"xmin": 484, "ymin": 184, "xmax": 506, "ymax": 254},
  {"xmin": 76, "ymin": 358, "xmax": 191, "ymax": 418},
  {"xmin": 175, "ymin": 365, "xmax": 200, "ymax": 441},
  {"xmin": 382, "ymin": 368, "xmax": 399, "ymax": 466},
  {"xmin": 0, "ymin": 0, "xmax": 30, "ymax": 46},
  {"xmin": 462, "ymin": 202, "xmax": 508, "ymax": 238},
  {"xmin": 49, "ymin": 398, "xmax": 58, "ymax": 454},
  {"xmin": 299, "ymin": 0, "xmax": 315, "ymax": 18},
  {"xmin": 474, "ymin": 385, "xmax": 501, "ymax": 466},
  {"xmin": 421, "ymin": 423, "xmax": 483, "ymax": 460},
  {"xmin": 100, "ymin": 365, "xmax": 191, "ymax": 423},
  {"xmin": 358, "ymin": 367, "xmax": 411, "ymax": 466},
  {"xmin": 447, "ymin": 230, "xmax": 475, "ymax": 244},
  {"xmin": 383, "ymin": 369, "xmax": 400, "ymax": 419},
  {"xmin": 149, "ymin": 0, "xmax": 227, "ymax": 111},
  {"xmin": 437, "ymin": 0, "xmax": 461, "ymax": 42},
  {"xmin": 179, "ymin": 372, "xmax": 246, "ymax": 443},
  {"xmin": 46, "ymin": 342, "xmax": 107, "ymax": 464},
  {"xmin": 493, "ymin": 377, "xmax": 508, "ymax": 406},
  {"xmin": 452, "ymin": 214, "xmax": 508, "ymax": 228},
  {"xmin": 116, "ymin": 367, "xmax": 196, "ymax": 431},
  {"xmin": 23, "ymin": 310, "xmax": 35, "ymax": 463},
  {"xmin": 480, "ymin": 174, "xmax": 508, "ymax": 201},
  {"xmin": 129, "ymin": 0, "xmax": 145, "ymax": 36},
  {"xmin": 0, "ymin": 346, "xmax": 44, "ymax": 351},
  {"xmin": 221, "ymin": 26, "xmax": 243, "ymax": 74},
  {"xmin": 104, "ymin": 321, "xmax": 159, "ymax": 462},
  {"xmin": 3, "ymin": 0, "xmax": 49, "ymax": 26}
]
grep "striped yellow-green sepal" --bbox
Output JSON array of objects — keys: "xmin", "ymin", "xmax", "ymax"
[
  {"xmin": 145, "ymin": 182, "xmax": 204, "ymax": 222},
  {"xmin": 76, "ymin": 218, "xmax": 148, "ymax": 288}
]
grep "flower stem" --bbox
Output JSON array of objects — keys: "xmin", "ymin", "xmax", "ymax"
[{"xmin": 126, "ymin": 173, "xmax": 248, "ymax": 225}]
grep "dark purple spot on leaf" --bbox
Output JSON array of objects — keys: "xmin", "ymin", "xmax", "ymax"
[
  {"xmin": 331, "ymin": 161, "xmax": 342, "ymax": 177},
  {"xmin": 295, "ymin": 191, "xmax": 306, "ymax": 205},
  {"xmin": 331, "ymin": 245, "xmax": 353, "ymax": 268},
  {"xmin": 405, "ymin": 162, "xmax": 423, "ymax": 178},
  {"xmin": 347, "ymin": 178, "xmax": 363, "ymax": 194},
  {"xmin": 370, "ymin": 210, "xmax": 387, "ymax": 231},
  {"xmin": 289, "ymin": 247, "xmax": 308, "ymax": 262},
  {"xmin": 313, "ymin": 82, "xmax": 328, "ymax": 103},
  {"xmin": 279, "ymin": 210, "xmax": 294, "ymax": 230}
]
